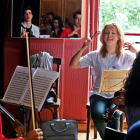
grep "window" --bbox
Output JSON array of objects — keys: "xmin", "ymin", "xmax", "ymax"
[{"xmin": 99, "ymin": 0, "xmax": 140, "ymax": 33}]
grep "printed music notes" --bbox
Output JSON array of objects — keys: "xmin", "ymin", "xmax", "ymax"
[
  {"xmin": 99, "ymin": 70, "xmax": 128, "ymax": 94},
  {"xmin": 3, "ymin": 66, "xmax": 59, "ymax": 111}
]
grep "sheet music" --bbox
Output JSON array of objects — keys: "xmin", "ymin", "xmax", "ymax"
[
  {"xmin": 3, "ymin": 66, "xmax": 35, "ymax": 104},
  {"xmin": 98, "ymin": 70, "xmax": 128, "ymax": 93},
  {"xmin": 21, "ymin": 68, "xmax": 59, "ymax": 111}
]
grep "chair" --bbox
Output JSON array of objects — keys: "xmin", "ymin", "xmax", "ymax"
[
  {"xmin": 41, "ymin": 58, "xmax": 62, "ymax": 119},
  {"xmin": 86, "ymin": 67, "xmax": 125, "ymax": 140},
  {"xmin": 28, "ymin": 58, "xmax": 62, "ymax": 130}
]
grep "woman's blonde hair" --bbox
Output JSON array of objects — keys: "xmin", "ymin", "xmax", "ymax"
[{"xmin": 99, "ymin": 22, "xmax": 124, "ymax": 58}]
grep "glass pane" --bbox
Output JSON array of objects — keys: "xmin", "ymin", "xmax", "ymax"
[{"xmin": 99, "ymin": 0, "xmax": 140, "ymax": 33}]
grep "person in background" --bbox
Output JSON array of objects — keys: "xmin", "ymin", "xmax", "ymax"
[
  {"xmin": 60, "ymin": 11, "xmax": 81, "ymax": 38},
  {"xmin": 20, "ymin": 6, "xmax": 39, "ymax": 38},
  {"xmin": 69, "ymin": 22, "xmax": 137, "ymax": 139},
  {"xmin": 40, "ymin": 11, "xmax": 55, "ymax": 35},
  {"xmin": 50, "ymin": 16, "xmax": 63, "ymax": 38}
]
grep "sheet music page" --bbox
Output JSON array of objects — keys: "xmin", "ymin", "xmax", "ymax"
[
  {"xmin": 98, "ymin": 70, "xmax": 128, "ymax": 94},
  {"xmin": 3, "ymin": 66, "xmax": 35, "ymax": 104},
  {"xmin": 21, "ymin": 68, "xmax": 59, "ymax": 111}
]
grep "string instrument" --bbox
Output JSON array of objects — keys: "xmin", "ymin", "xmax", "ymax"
[
  {"xmin": 103, "ymin": 88, "xmax": 125, "ymax": 124},
  {"xmin": 65, "ymin": 18, "xmax": 80, "ymax": 38},
  {"xmin": 0, "ymin": 29, "xmax": 36, "ymax": 139},
  {"xmin": 0, "ymin": 104, "xmax": 25, "ymax": 138}
]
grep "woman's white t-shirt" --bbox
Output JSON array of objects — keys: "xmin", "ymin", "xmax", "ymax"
[{"xmin": 79, "ymin": 50, "xmax": 136, "ymax": 98}]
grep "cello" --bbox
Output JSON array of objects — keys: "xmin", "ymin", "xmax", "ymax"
[
  {"xmin": 1, "ymin": 32, "xmax": 37, "ymax": 138},
  {"xmin": 0, "ymin": 103, "xmax": 25, "ymax": 138}
]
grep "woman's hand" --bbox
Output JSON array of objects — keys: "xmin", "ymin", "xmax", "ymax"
[
  {"xmin": 81, "ymin": 39, "xmax": 92, "ymax": 51},
  {"xmin": 124, "ymin": 42, "xmax": 138, "ymax": 54}
]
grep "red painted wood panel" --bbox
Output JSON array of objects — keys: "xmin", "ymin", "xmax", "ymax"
[
  {"xmin": 4, "ymin": 38, "xmax": 65, "ymax": 122},
  {"xmin": 3, "ymin": 0, "xmax": 91, "ymax": 124},
  {"xmin": 62, "ymin": 39, "xmax": 90, "ymax": 121}
]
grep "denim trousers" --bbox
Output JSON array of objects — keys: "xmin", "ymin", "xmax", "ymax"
[{"xmin": 90, "ymin": 95, "xmax": 121, "ymax": 139}]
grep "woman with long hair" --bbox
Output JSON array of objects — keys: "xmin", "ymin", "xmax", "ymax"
[
  {"xmin": 50, "ymin": 16, "xmax": 63, "ymax": 38},
  {"xmin": 69, "ymin": 22, "xmax": 137, "ymax": 139}
]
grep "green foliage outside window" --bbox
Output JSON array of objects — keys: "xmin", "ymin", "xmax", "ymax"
[{"xmin": 99, "ymin": 0, "xmax": 140, "ymax": 33}]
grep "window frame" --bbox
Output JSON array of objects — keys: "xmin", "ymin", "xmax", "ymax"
[{"xmin": 90, "ymin": 0, "xmax": 140, "ymax": 50}]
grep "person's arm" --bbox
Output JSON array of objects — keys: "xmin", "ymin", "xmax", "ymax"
[
  {"xmin": 68, "ymin": 30, "xmax": 78, "ymax": 37},
  {"xmin": 0, "ymin": 129, "xmax": 43, "ymax": 140},
  {"xmin": 69, "ymin": 39, "xmax": 92, "ymax": 69}
]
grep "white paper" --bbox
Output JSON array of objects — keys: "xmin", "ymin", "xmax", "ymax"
[
  {"xmin": 21, "ymin": 68, "xmax": 59, "ymax": 111},
  {"xmin": 3, "ymin": 66, "xmax": 59, "ymax": 111},
  {"xmin": 99, "ymin": 70, "xmax": 128, "ymax": 93}
]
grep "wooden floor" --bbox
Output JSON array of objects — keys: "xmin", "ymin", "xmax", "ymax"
[
  {"xmin": 78, "ymin": 128, "xmax": 127, "ymax": 140},
  {"xmin": 78, "ymin": 128, "xmax": 101, "ymax": 140}
]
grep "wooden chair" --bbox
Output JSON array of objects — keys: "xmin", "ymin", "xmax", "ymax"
[
  {"xmin": 28, "ymin": 58, "xmax": 62, "ymax": 130},
  {"xmin": 86, "ymin": 67, "xmax": 125, "ymax": 140},
  {"xmin": 41, "ymin": 58, "xmax": 62, "ymax": 119}
]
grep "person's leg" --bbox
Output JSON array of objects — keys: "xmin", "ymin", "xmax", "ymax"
[
  {"xmin": 107, "ymin": 99, "xmax": 121, "ymax": 130},
  {"xmin": 90, "ymin": 95, "xmax": 108, "ymax": 139}
]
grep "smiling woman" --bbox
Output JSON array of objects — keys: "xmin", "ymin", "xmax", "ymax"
[{"xmin": 11, "ymin": 0, "xmax": 82, "ymax": 39}]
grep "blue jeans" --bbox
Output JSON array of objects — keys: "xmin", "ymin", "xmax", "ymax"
[{"xmin": 90, "ymin": 95, "xmax": 121, "ymax": 139}]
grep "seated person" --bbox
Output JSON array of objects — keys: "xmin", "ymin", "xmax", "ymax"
[
  {"xmin": 50, "ymin": 16, "xmax": 63, "ymax": 38},
  {"xmin": 20, "ymin": 6, "xmax": 39, "ymax": 38},
  {"xmin": 0, "ymin": 110, "xmax": 43, "ymax": 140},
  {"xmin": 40, "ymin": 12, "xmax": 55, "ymax": 35},
  {"xmin": 69, "ymin": 22, "xmax": 136, "ymax": 139},
  {"xmin": 60, "ymin": 11, "xmax": 81, "ymax": 38}
]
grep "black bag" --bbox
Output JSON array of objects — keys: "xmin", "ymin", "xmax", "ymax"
[{"xmin": 40, "ymin": 119, "xmax": 78, "ymax": 140}]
